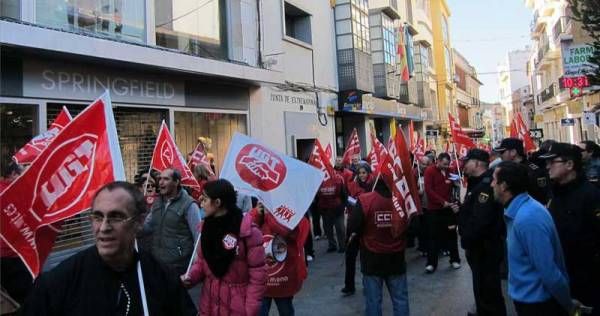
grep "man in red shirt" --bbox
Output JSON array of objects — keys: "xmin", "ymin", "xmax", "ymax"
[{"xmin": 423, "ymin": 153, "xmax": 461, "ymax": 273}]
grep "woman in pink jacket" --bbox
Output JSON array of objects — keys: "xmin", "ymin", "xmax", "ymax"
[{"xmin": 181, "ymin": 179, "xmax": 266, "ymax": 316}]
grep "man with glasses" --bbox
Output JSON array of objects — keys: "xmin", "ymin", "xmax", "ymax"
[
  {"xmin": 494, "ymin": 138, "xmax": 550, "ymax": 205},
  {"xmin": 23, "ymin": 181, "xmax": 197, "ymax": 315},
  {"xmin": 142, "ymin": 168, "xmax": 201, "ymax": 276},
  {"xmin": 541, "ymin": 143, "xmax": 600, "ymax": 315}
]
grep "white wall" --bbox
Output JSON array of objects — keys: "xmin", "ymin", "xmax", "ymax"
[{"xmin": 249, "ymin": 0, "xmax": 338, "ymax": 153}]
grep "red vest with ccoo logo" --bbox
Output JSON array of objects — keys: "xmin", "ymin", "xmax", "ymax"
[
  {"xmin": 358, "ymin": 192, "xmax": 406, "ymax": 253},
  {"xmin": 317, "ymin": 175, "xmax": 344, "ymax": 210}
]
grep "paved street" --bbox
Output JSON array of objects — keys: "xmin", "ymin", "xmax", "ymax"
[{"xmin": 285, "ymin": 237, "xmax": 517, "ymax": 316}]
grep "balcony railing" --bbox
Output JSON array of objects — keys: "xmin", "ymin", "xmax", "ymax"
[
  {"xmin": 535, "ymin": 37, "xmax": 550, "ymax": 68},
  {"xmin": 537, "ymin": 82, "xmax": 556, "ymax": 104},
  {"xmin": 553, "ymin": 16, "xmax": 571, "ymax": 41}
]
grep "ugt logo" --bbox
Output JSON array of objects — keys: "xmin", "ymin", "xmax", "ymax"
[
  {"xmin": 235, "ymin": 144, "xmax": 287, "ymax": 191},
  {"xmin": 160, "ymin": 141, "xmax": 174, "ymax": 167}
]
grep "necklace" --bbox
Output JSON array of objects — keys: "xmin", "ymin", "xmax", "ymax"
[{"xmin": 120, "ymin": 282, "xmax": 131, "ymax": 316}]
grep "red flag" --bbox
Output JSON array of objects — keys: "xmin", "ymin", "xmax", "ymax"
[
  {"xmin": 448, "ymin": 113, "xmax": 476, "ymax": 150},
  {"xmin": 378, "ymin": 129, "xmax": 421, "ymax": 234},
  {"xmin": 0, "ymin": 92, "xmax": 125, "ymax": 277},
  {"xmin": 150, "ymin": 121, "xmax": 201, "ymax": 189},
  {"xmin": 12, "ymin": 107, "xmax": 73, "ymax": 165},
  {"xmin": 516, "ymin": 113, "xmax": 536, "ymax": 153},
  {"xmin": 369, "ymin": 131, "xmax": 387, "ymax": 174},
  {"xmin": 414, "ymin": 137, "xmax": 425, "ymax": 161},
  {"xmin": 509, "ymin": 119, "xmax": 518, "ymax": 138},
  {"xmin": 188, "ymin": 140, "xmax": 213, "ymax": 175},
  {"xmin": 325, "ymin": 144, "xmax": 333, "ymax": 161},
  {"xmin": 341, "ymin": 128, "xmax": 361, "ymax": 166},
  {"xmin": 308, "ymin": 139, "xmax": 335, "ymax": 182}
]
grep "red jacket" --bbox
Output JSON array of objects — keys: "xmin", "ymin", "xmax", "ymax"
[
  {"xmin": 316, "ymin": 175, "xmax": 345, "ymax": 210},
  {"xmin": 188, "ymin": 215, "xmax": 266, "ymax": 316},
  {"xmin": 347, "ymin": 174, "xmax": 374, "ymax": 199},
  {"xmin": 249, "ymin": 208, "xmax": 309, "ymax": 298},
  {"xmin": 423, "ymin": 165, "xmax": 452, "ymax": 210}
]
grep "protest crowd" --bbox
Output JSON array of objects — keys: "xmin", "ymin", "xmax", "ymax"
[{"xmin": 1, "ymin": 94, "xmax": 599, "ymax": 316}]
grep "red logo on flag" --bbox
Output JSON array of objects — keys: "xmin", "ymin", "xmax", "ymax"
[
  {"xmin": 236, "ymin": 144, "xmax": 287, "ymax": 191},
  {"xmin": 0, "ymin": 93, "xmax": 124, "ymax": 277},
  {"xmin": 160, "ymin": 141, "xmax": 174, "ymax": 167},
  {"xmin": 31, "ymin": 135, "xmax": 97, "ymax": 219}
]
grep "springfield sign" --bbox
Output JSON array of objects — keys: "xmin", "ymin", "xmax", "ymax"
[{"xmin": 562, "ymin": 43, "xmax": 597, "ymax": 76}]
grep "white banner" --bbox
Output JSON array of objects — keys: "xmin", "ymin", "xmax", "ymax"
[{"xmin": 220, "ymin": 133, "xmax": 324, "ymax": 229}]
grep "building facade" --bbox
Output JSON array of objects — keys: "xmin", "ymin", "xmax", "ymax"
[
  {"xmin": 453, "ymin": 49, "xmax": 484, "ymax": 142},
  {"xmin": 333, "ymin": 0, "xmax": 427, "ymax": 157},
  {"xmin": 430, "ymin": 0, "xmax": 454, "ymax": 147},
  {"xmin": 412, "ymin": 0, "xmax": 440, "ymax": 150},
  {"xmin": 525, "ymin": 0, "xmax": 600, "ymax": 143},
  {"xmin": 0, "ymin": 0, "xmax": 338, "ymax": 267},
  {"xmin": 497, "ymin": 47, "xmax": 531, "ymax": 130}
]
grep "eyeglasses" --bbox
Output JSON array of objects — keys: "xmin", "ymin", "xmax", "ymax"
[{"xmin": 89, "ymin": 212, "xmax": 136, "ymax": 226}]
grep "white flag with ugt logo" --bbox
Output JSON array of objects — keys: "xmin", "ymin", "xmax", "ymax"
[{"xmin": 220, "ymin": 133, "xmax": 324, "ymax": 229}]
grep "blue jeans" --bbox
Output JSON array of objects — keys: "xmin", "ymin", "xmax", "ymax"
[
  {"xmin": 259, "ymin": 297, "xmax": 294, "ymax": 316},
  {"xmin": 363, "ymin": 274, "xmax": 409, "ymax": 316}
]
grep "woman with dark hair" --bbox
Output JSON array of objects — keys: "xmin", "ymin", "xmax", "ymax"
[
  {"xmin": 347, "ymin": 163, "xmax": 375, "ymax": 199},
  {"xmin": 342, "ymin": 162, "xmax": 374, "ymax": 296},
  {"xmin": 181, "ymin": 179, "xmax": 266, "ymax": 316}
]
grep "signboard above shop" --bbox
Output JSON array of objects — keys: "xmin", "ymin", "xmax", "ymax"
[{"xmin": 561, "ymin": 43, "xmax": 597, "ymax": 76}]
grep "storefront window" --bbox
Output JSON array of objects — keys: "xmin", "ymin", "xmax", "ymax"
[
  {"xmin": 1, "ymin": 0, "xmax": 20, "ymax": 19},
  {"xmin": 155, "ymin": 0, "xmax": 227, "ymax": 59},
  {"xmin": 174, "ymin": 112, "xmax": 247, "ymax": 176},
  {"xmin": 36, "ymin": 0, "xmax": 146, "ymax": 43},
  {"xmin": 0, "ymin": 104, "xmax": 37, "ymax": 174}
]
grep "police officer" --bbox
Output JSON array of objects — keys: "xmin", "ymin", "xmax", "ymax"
[
  {"xmin": 541, "ymin": 143, "xmax": 600, "ymax": 315},
  {"xmin": 457, "ymin": 149, "xmax": 507, "ymax": 316},
  {"xmin": 347, "ymin": 180, "xmax": 409, "ymax": 316},
  {"xmin": 494, "ymin": 138, "xmax": 550, "ymax": 205}
]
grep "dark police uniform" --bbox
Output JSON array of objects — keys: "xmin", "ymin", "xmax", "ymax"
[
  {"xmin": 547, "ymin": 177, "xmax": 600, "ymax": 315},
  {"xmin": 459, "ymin": 168, "xmax": 507, "ymax": 316},
  {"xmin": 522, "ymin": 159, "xmax": 550, "ymax": 205}
]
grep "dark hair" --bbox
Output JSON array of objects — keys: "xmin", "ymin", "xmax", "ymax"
[
  {"xmin": 580, "ymin": 141, "xmax": 600, "ymax": 158},
  {"xmin": 495, "ymin": 161, "xmax": 529, "ymax": 196},
  {"xmin": 92, "ymin": 181, "xmax": 146, "ymax": 217},
  {"xmin": 3, "ymin": 161, "xmax": 22, "ymax": 178},
  {"xmin": 356, "ymin": 163, "xmax": 372, "ymax": 174},
  {"xmin": 169, "ymin": 168, "xmax": 182, "ymax": 182},
  {"xmin": 437, "ymin": 153, "xmax": 451, "ymax": 162},
  {"xmin": 203, "ymin": 179, "xmax": 241, "ymax": 213},
  {"xmin": 373, "ymin": 177, "xmax": 391, "ymax": 197}
]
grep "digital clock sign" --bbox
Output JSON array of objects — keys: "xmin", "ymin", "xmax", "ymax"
[{"xmin": 559, "ymin": 76, "xmax": 590, "ymax": 89}]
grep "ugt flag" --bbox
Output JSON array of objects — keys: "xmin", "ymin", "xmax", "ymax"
[
  {"xmin": 0, "ymin": 92, "xmax": 125, "ymax": 277},
  {"xmin": 342, "ymin": 128, "xmax": 361, "ymax": 165},
  {"xmin": 308, "ymin": 139, "xmax": 335, "ymax": 182},
  {"xmin": 220, "ymin": 133, "xmax": 324, "ymax": 229},
  {"xmin": 13, "ymin": 107, "xmax": 73, "ymax": 165},
  {"xmin": 149, "ymin": 121, "xmax": 201, "ymax": 190}
]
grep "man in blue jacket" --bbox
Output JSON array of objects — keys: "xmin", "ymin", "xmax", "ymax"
[{"xmin": 491, "ymin": 161, "xmax": 579, "ymax": 316}]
